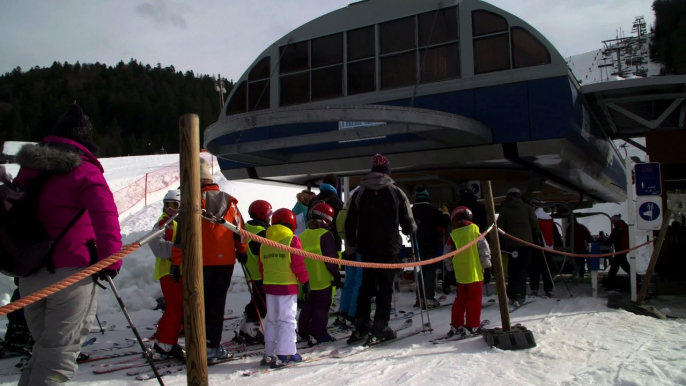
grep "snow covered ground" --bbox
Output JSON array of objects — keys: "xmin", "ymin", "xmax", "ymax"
[{"xmin": 1, "ymin": 153, "xmax": 684, "ymax": 385}]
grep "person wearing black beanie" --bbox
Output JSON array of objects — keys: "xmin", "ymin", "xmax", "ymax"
[{"xmin": 51, "ymin": 104, "xmax": 99, "ymax": 154}]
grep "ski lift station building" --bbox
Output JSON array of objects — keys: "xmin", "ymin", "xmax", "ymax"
[{"xmin": 205, "ymin": 0, "xmax": 628, "ymax": 206}]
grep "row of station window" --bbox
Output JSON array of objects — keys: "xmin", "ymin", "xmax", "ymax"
[{"xmin": 227, "ymin": 7, "xmax": 551, "ymax": 115}]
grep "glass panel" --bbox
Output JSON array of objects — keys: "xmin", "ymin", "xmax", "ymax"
[
  {"xmin": 280, "ymin": 72, "xmax": 310, "ymax": 106},
  {"xmin": 420, "ymin": 43, "xmax": 460, "ymax": 83},
  {"xmin": 380, "ymin": 16, "xmax": 416, "ymax": 54},
  {"xmin": 419, "ymin": 6, "xmax": 458, "ymax": 47},
  {"xmin": 279, "ymin": 41, "xmax": 309, "ymax": 74},
  {"xmin": 472, "ymin": 10, "xmax": 508, "ymax": 37},
  {"xmin": 512, "ymin": 27, "xmax": 551, "ymax": 68},
  {"xmin": 248, "ymin": 80, "xmax": 270, "ymax": 111},
  {"xmin": 474, "ymin": 34, "xmax": 510, "ymax": 74},
  {"xmin": 249, "ymin": 57, "xmax": 270, "ymax": 81},
  {"xmin": 348, "ymin": 59, "xmax": 376, "ymax": 95},
  {"xmin": 312, "ymin": 65, "xmax": 343, "ymax": 101},
  {"xmin": 312, "ymin": 33, "xmax": 343, "ymax": 68},
  {"xmin": 348, "ymin": 26, "xmax": 375, "ymax": 61},
  {"xmin": 381, "ymin": 51, "xmax": 416, "ymax": 89},
  {"xmin": 226, "ymin": 81, "xmax": 246, "ymax": 115}
]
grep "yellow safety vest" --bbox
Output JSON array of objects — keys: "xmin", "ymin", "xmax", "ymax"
[
  {"xmin": 260, "ymin": 224, "xmax": 298, "ymax": 285},
  {"xmin": 245, "ymin": 222, "xmax": 265, "ymax": 281},
  {"xmin": 450, "ymin": 224, "xmax": 484, "ymax": 284},
  {"xmin": 154, "ymin": 214, "xmax": 177, "ymax": 280},
  {"xmin": 300, "ymin": 228, "xmax": 334, "ymax": 290}
]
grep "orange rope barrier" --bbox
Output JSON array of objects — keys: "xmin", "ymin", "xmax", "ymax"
[
  {"xmin": 237, "ymin": 225, "xmax": 495, "ymax": 269},
  {"xmin": 0, "ymin": 243, "xmax": 140, "ymax": 317},
  {"xmin": 497, "ymin": 229, "xmax": 654, "ymax": 258}
]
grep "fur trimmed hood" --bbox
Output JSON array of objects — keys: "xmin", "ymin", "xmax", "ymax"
[{"xmin": 15, "ymin": 143, "xmax": 82, "ymax": 173}]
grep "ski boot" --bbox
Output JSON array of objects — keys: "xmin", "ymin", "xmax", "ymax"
[
  {"xmin": 260, "ymin": 355, "xmax": 276, "ymax": 367},
  {"xmin": 271, "ymin": 353, "xmax": 303, "ymax": 368},
  {"xmin": 237, "ymin": 318, "xmax": 264, "ymax": 345},
  {"xmin": 308, "ymin": 334, "xmax": 336, "ymax": 347},
  {"xmin": 206, "ymin": 346, "xmax": 232, "ymax": 362},
  {"xmin": 365, "ymin": 320, "xmax": 395, "ymax": 346},
  {"xmin": 4, "ymin": 323, "xmax": 34, "ymax": 350},
  {"xmin": 530, "ymin": 290, "xmax": 539, "ymax": 298},
  {"xmin": 346, "ymin": 318, "xmax": 371, "ymax": 344},
  {"xmin": 154, "ymin": 342, "xmax": 186, "ymax": 362}
]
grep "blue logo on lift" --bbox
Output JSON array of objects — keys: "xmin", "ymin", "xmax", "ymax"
[{"xmin": 638, "ymin": 201, "xmax": 660, "ymax": 222}]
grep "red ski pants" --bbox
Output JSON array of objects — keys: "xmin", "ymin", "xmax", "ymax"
[
  {"xmin": 156, "ymin": 275, "xmax": 184, "ymax": 345},
  {"xmin": 451, "ymin": 281, "xmax": 482, "ymax": 329}
]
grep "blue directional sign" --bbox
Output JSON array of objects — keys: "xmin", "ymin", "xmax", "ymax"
[{"xmin": 635, "ymin": 162, "xmax": 661, "ymax": 196}]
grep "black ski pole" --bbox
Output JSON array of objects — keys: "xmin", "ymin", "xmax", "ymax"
[
  {"xmin": 412, "ymin": 234, "xmax": 433, "ymax": 332},
  {"xmin": 95, "ymin": 314, "xmax": 105, "ymax": 335},
  {"xmin": 105, "ymin": 276, "xmax": 165, "ymax": 386},
  {"xmin": 239, "ymin": 263, "xmax": 266, "ymax": 333}
]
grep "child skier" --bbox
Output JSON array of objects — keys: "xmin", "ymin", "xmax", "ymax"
[
  {"xmin": 259, "ymin": 208, "xmax": 310, "ymax": 368},
  {"xmin": 298, "ymin": 203, "xmax": 341, "ymax": 346},
  {"xmin": 235, "ymin": 200, "xmax": 272, "ymax": 344},
  {"xmin": 148, "ymin": 190, "xmax": 185, "ymax": 360},
  {"xmin": 446, "ymin": 206, "xmax": 491, "ymax": 338}
]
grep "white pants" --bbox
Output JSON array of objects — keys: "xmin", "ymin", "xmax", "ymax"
[{"xmin": 264, "ymin": 294, "xmax": 297, "ymax": 356}]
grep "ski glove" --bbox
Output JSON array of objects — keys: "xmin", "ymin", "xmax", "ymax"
[
  {"xmin": 97, "ymin": 269, "xmax": 119, "ymax": 281},
  {"xmin": 301, "ymin": 281, "xmax": 311, "ymax": 300},
  {"xmin": 170, "ymin": 265, "xmax": 181, "ymax": 283},
  {"xmin": 236, "ymin": 253, "xmax": 248, "ymax": 265},
  {"xmin": 331, "ymin": 275, "xmax": 342, "ymax": 288},
  {"xmin": 483, "ymin": 267, "xmax": 492, "ymax": 284}
]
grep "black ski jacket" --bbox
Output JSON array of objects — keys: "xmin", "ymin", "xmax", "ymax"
[
  {"xmin": 412, "ymin": 198, "xmax": 450, "ymax": 252},
  {"xmin": 345, "ymin": 173, "xmax": 417, "ymax": 260}
]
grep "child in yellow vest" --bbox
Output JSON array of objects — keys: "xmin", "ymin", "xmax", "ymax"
[
  {"xmin": 297, "ymin": 203, "xmax": 341, "ymax": 346},
  {"xmin": 258, "ymin": 208, "xmax": 310, "ymax": 368},
  {"xmin": 446, "ymin": 206, "xmax": 491, "ymax": 339},
  {"xmin": 147, "ymin": 190, "xmax": 185, "ymax": 360}
]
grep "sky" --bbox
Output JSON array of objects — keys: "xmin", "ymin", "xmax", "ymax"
[{"xmin": 0, "ymin": 0, "xmax": 654, "ymax": 81}]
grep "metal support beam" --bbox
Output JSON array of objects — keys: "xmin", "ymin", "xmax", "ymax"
[
  {"xmin": 599, "ymin": 93, "xmax": 686, "ymax": 105},
  {"xmin": 600, "ymin": 103, "xmax": 619, "ymax": 134},
  {"xmin": 607, "ymin": 98, "xmax": 684, "ymax": 129},
  {"xmin": 624, "ymin": 138, "xmax": 647, "ymax": 152}
]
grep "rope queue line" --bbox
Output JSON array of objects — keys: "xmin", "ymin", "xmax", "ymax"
[{"xmin": 0, "ymin": 213, "xmax": 656, "ymax": 317}]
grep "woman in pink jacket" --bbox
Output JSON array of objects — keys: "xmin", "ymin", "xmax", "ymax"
[{"xmin": 13, "ymin": 104, "xmax": 122, "ymax": 386}]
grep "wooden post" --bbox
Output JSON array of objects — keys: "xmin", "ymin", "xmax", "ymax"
[
  {"xmin": 636, "ymin": 209, "xmax": 671, "ymax": 306},
  {"xmin": 179, "ymin": 114, "xmax": 208, "ymax": 385},
  {"xmin": 481, "ymin": 180, "xmax": 511, "ymax": 331}
]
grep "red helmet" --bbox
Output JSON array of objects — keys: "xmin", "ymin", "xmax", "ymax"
[
  {"xmin": 451, "ymin": 206, "xmax": 473, "ymax": 223},
  {"xmin": 248, "ymin": 200, "xmax": 273, "ymax": 222},
  {"xmin": 309, "ymin": 203, "xmax": 334, "ymax": 225},
  {"xmin": 272, "ymin": 208, "xmax": 297, "ymax": 231}
]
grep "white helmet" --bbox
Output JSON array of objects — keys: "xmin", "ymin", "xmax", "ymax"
[{"xmin": 163, "ymin": 189, "xmax": 181, "ymax": 202}]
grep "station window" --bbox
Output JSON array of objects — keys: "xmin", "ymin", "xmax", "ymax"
[
  {"xmin": 474, "ymin": 34, "xmax": 510, "ymax": 74},
  {"xmin": 248, "ymin": 80, "xmax": 270, "ymax": 111},
  {"xmin": 348, "ymin": 59, "xmax": 376, "ymax": 95},
  {"xmin": 380, "ymin": 16, "xmax": 416, "ymax": 55},
  {"xmin": 280, "ymin": 72, "xmax": 310, "ymax": 106},
  {"xmin": 419, "ymin": 7, "xmax": 458, "ymax": 46},
  {"xmin": 421, "ymin": 43, "xmax": 460, "ymax": 83},
  {"xmin": 279, "ymin": 41, "xmax": 309, "ymax": 74},
  {"xmin": 348, "ymin": 26, "xmax": 375, "ymax": 61},
  {"xmin": 312, "ymin": 33, "xmax": 343, "ymax": 68},
  {"xmin": 381, "ymin": 51, "xmax": 416, "ymax": 89},
  {"xmin": 512, "ymin": 27, "xmax": 551, "ymax": 68},
  {"xmin": 226, "ymin": 81, "xmax": 247, "ymax": 115},
  {"xmin": 312, "ymin": 65, "xmax": 343, "ymax": 101},
  {"xmin": 249, "ymin": 57, "xmax": 270, "ymax": 81},
  {"xmin": 472, "ymin": 10, "xmax": 508, "ymax": 37}
]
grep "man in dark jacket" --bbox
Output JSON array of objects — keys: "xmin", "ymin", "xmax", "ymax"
[
  {"xmin": 345, "ymin": 154, "xmax": 416, "ymax": 345},
  {"xmin": 457, "ymin": 183, "xmax": 488, "ymax": 233},
  {"xmin": 566, "ymin": 219, "xmax": 594, "ymax": 279},
  {"xmin": 308, "ymin": 174, "xmax": 344, "ymax": 252},
  {"xmin": 603, "ymin": 214, "xmax": 631, "ymax": 290},
  {"xmin": 412, "ymin": 186, "xmax": 450, "ymax": 308},
  {"xmin": 497, "ymin": 188, "xmax": 540, "ymax": 305}
]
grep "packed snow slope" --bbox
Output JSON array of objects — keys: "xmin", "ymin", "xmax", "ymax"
[{"xmin": 1, "ymin": 153, "xmax": 685, "ymax": 385}]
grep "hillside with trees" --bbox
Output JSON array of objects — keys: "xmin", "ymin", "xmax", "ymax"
[{"xmin": 0, "ymin": 59, "xmax": 232, "ymax": 157}]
